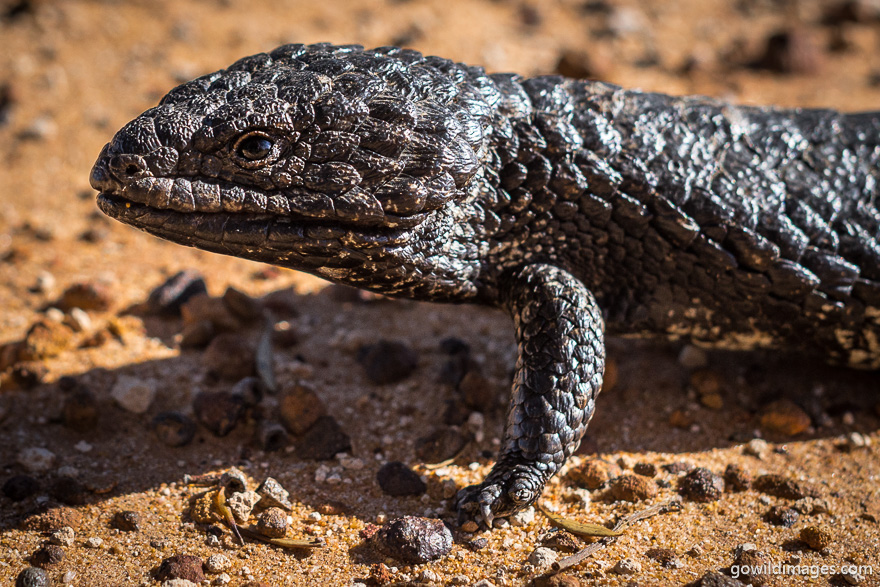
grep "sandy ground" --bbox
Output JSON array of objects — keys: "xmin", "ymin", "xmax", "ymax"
[{"xmin": 1, "ymin": 0, "xmax": 880, "ymax": 585}]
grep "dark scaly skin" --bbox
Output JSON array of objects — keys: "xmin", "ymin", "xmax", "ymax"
[{"xmin": 90, "ymin": 43, "xmax": 880, "ymax": 526}]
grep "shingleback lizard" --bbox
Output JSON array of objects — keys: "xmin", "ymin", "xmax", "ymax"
[{"xmin": 90, "ymin": 43, "xmax": 880, "ymax": 527}]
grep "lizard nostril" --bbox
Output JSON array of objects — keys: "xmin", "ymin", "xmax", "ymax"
[{"xmin": 108, "ymin": 154, "xmax": 147, "ymax": 181}]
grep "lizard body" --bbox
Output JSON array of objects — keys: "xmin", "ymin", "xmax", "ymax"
[{"xmin": 90, "ymin": 43, "xmax": 880, "ymax": 525}]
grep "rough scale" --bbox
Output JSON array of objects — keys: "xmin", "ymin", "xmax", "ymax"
[{"xmin": 90, "ymin": 43, "xmax": 880, "ymax": 526}]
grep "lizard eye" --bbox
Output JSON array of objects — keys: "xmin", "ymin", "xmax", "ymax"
[{"xmin": 234, "ymin": 132, "xmax": 275, "ymax": 162}]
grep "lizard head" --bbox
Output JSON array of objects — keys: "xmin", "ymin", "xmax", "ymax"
[{"xmin": 91, "ymin": 43, "xmax": 499, "ymax": 299}]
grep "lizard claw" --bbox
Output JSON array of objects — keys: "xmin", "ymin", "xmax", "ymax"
[{"xmin": 481, "ymin": 502, "xmax": 494, "ymax": 529}]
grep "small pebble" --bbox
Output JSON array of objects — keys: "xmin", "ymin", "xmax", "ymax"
[
  {"xmin": 662, "ymin": 461, "xmax": 695, "ymax": 475},
  {"xmin": 765, "ymin": 505, "xmax": 799, "ymax": 527},
  {"xmin": 457, "ymin": 370, "xmax": 498, "ymax": 413},
  {"xmin": 356, "ymin": 340, "xmax": 418, "ymax": 384},
  {"xmin": 62, "ymin": 385, "xmax": 99, "ymax": 432},
  {"xmin": 271, "ymin": 321, "xmax": 299, "ymax": 347},
  {"xmin": 554, "ymin": 48, "xmax": 611, "ymax": 80},
  {"xmin": 180, "ymin": 320, "xmax": 214, "ymax": 348},
  {"xmin": 376, "ymin": 461, "xmax": 427, "ymax": 497},
  {"xmin": 438, "ymin": 337, "xmax": 472, "ymax": 386},
  {"xmin": 256, "ymin": 477, "xmax": 292, "ymax": 510},
  {"xmin": 65, "ymin": 307, "xmax": 92, "ymax": 332},
  {"xmin": 678, "ymin": 468, "xmax": 724, "ymax": 502},
  {"xmin": 193, "ymin": 391, "xmax": 245, "ymax": 437},
  {"xmin": 3, "ymin": 474, "xmax": 40, "ymax": 501},
  {"xmin": 278, "ymin": 383, "xmax": 326, "ymax": 435},
  {"xmin": 50, "ymin": 476, "xmax": 89, "ymax": 506},
  {"xmin": 697, "ymin": 570, "xmax": 744, "ymax": 586},
  {"xmin": 753, "ymin": 474, "xmax": 816, "ymax": 500},
  {"xmin": 611, "ymin": 558, "xmax": 641, "ymax": 575},
  {"xmin": 793, "ymin": 495, "xmax": 831, "ymax": 515},
  {"xmin": 19, "ymin": 506, "xmax": 82, "ymax": 531},
  {"xmin": 256, "ymin": 421, "xmax": 288, "ymax": 452},
  {"xmin": 844, "ymin": 570, "xmax": 865, "ymax": 585},
  {"xmin": 687, "ymin": 544, "xmax": 704, "ymax": 557},
  {"xmin": 677, "ymin": 345, "xmax": 708, "ymax": 369},
  {"xmin": 844, "ymin": 431, "xmax": 871, "ymax": 451},
  {"xmin": 460, "ymin": 520, "xmax": 479, "ymax": 533},
  {"xmin": 415, "ymin": 427, "xmax": 468, "ymax": 463},
  {"xmin": 633, "ymin": 462, "xmax": 657, "ymax": 477},
  {"xmin": 181, "ymin": 293, "xmax": 241, "ymax": 332},
  {"xmin": 668, "ymin": 409, "xmax": 694, "ymax": 429},
  {"xmin": 532, "ymin": 574, "xmax": 581, "ymax": 587},
  {"xmin": 368, "ymin": 564, "xmax": 393, "ymax": 585},
  {"xmin": 823, "ymin": 0, "xmax": 880, "ymax": 24},
  {"xmin": 759, "ymin": 399, "xmax": 811, "ymax": 436},
  {"xmin": 541, "ymin": 531, "xmax": 581, "ymax": 553},
  {"xmin": 85, "ymin": 537, "xmax": 103, "ymax": 548},
  {"xmin": 608, "ymin": 474, "xmax": 657, "ymax": 502},
  {"xmin": 156, "ymin": 554, "xmax": 205, "ymax": 583},
  {"xmin": 111, "ymin": 376, "xmax": 156, "ymax": 414},
  {"xmin": 744, "ymin": 438, "xmax": 769, "ymax": 457},
  {"xmin": 20, "ymin": 319, "xmax": 74, "ymax": 360},
  {"xmin": 466, "ymin": 536, "xmax": 488, "ymax": 551},
  {"xmin": 800, "ymin": 525, "xmax": 833, "ymax": 550},
  {"xmin": 527, "ymin": 547, "xmax": 559, "ymax": 569},
  {"xmin": 296, "ymin": 416, "xmax": 352, "ymax": 460},
  {"xmin": 733, "ymin": 546, "xmax": 771, "ymax": 584},
  {"xmin": 568, "ymin": 459, "xmax": 620, "ymax": 489},
  {"xmin": 226, "ymin": 490, "xmax": 260, "ymax": 523},
  {"xmin": 645, "ymin": 547, "xmax": 681, "ymax": 568},
  {"xmin": 202, "ymin": 334, "xmax": 255, "ymax": 380},
  {"xmin": 219, "ymin": 467, "xmax": 248, "ymax": 494},
  {"xmin": 112, "ymin": 510, "xmax": 141, "ymax": 532},
  {"xmin": 57, "ymin": 282, "xmax": 112, "ymax": 312},
  {"xmin": 204, "ymin": 553, "xmax": 231, "ymax": 574},
  {"xmin": 723, "ymin": 464, "xmax": 752, "ymax": 491},
  {"xmin": 79, "ymin": 224, "xmax": 109, "ymax": 243},
  {"xmin": 256, "ymin": 507, "xmax": 288, "ymax": 538},
  {"xmin": 316, "ymin": 500, "xmax": 349, "ymax": 515},
  {"xmin": 107, "ymin": 315, "xmax": 145, "ymax": 339},
  {"xmin": 509, "ymin": 506, "xmax": 535, "ymax": 527},
  {"xmin": 222, "ymin": 287, "xmax": 263, "ymax": 322},
  {"xmin": 10, "ymin": 361, "xmax": 47, "ymax": 389},
  {"xmin": 31, "ymin": 271, "xmax": 56, "ymax": 295},
  {"xmin": 30, "ymin": 544, "xmax": 64, "ymax": 569},
  {"xmin": 152, "ymin": 412, "xmax": 197, "ymax": 447},
  {"xmin": 690, "ymin": 369, "xmax": 722, "ymax": 396},
  {"xmin": 49, "ymin": 526, "xmax": 74, "ymax": 547},
  {"xmin": 16, "ymin": 447, "xmax": 56, "ymax": 473},
  {"xmin": 753, "ymin": 27, "xmax": 822, "ymax": 74},
  {"xmin": 371, "ymin": 516, "xmax": 453, "ymax": 563},
  {"xmin": 15, "ymin": 567, "xmax": 49, "ymax": 587},
  {"xmin": 188, "ymin": 493, "xmax": 217, "ymax": 524}
]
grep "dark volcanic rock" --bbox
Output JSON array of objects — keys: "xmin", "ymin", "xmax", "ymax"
[{"xmin": 371, "ymin": 516, "xmax": 453, "ymax": 563}]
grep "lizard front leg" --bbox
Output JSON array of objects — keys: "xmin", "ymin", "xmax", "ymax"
[{"xmin": 456, "ymin": 264, "xmax": 605, "ymax": 527}]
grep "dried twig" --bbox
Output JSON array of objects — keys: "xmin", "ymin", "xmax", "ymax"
[{"xmin": 550, "ymin": 497, "xmax": 683, "ymax": 573}]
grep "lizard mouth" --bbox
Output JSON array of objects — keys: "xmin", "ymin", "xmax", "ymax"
[
  {"xmin": 94, "ymin": 172, "xmax": 428, "ymax": 227},
  {"xmin": 96, "ymin": 191, "xmax": 418, "ymax": 270}
]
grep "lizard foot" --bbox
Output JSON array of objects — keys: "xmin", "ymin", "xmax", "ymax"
[{"xmin": 454, "ymin": 469, "xmax": 543, "ymax": 528}]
